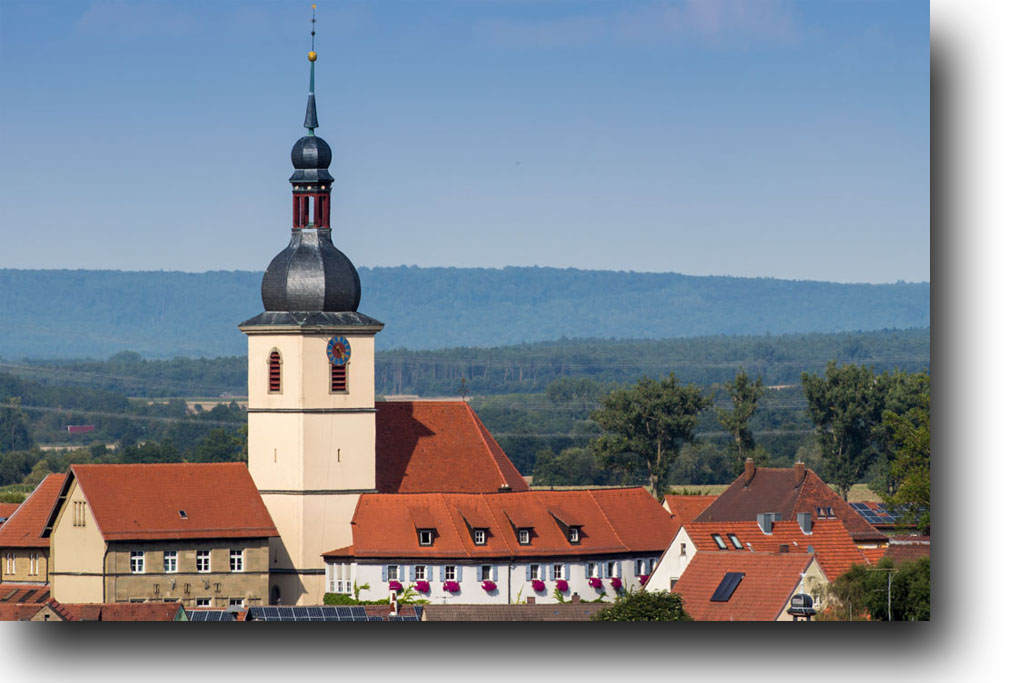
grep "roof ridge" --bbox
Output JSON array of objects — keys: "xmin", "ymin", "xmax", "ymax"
[
  {"xmin": 585, "ymin": 489, "xmax": 627, "ymax": 552},
  {"xmin": 463, "ymin": 402, "xmax": 511, "ymax": 490}
]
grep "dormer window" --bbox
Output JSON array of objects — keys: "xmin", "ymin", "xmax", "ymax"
[
  {"xmin": 473, "ymin": 529, "xmax": 487, "ymax": 546},
  {"xmin": 418, "ymin": 529, "xmax": 434, "ymax": 546},
  {"xmin": 568, "ymin": 527, "xmax": 580, "ymax": 544},
  {"xmin": 518, "ymin": 528, "xmax": 531, "ymax": 545}
]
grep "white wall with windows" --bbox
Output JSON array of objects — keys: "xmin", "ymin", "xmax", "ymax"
[
  {"xmin": 324, "ymin": 554, "xmax": 663, "ymax": 605},
  {"xmin": 646, "ymin": 525, "xmax": 697, "ymax": 592}
]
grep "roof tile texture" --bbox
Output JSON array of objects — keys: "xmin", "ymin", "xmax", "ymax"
[
  {"xmin": 0, "ymin": 474, "xmax": 64, "ymax": 548},
  {"xmin": 672, "ymin": 552, "xmax": 814, "ymax": 621},
  {"xmin": 693, "ymin": 465, "xmax": 887, "ymax": 542},
  {"xmin": 663, "ymin": 495, "xmax": 717, "ymax": 526},
  {"xmin": 325, "ymin": 488, "xmax": 677, "ymax": 560},
  {"xmin": 423, "ymin": 603, "xmax": 603, "ymax": 621},
  {"xmin": 375, "ymin": 401, "xmax": 529, "ymax": 494},
  {"xmin": 67, "ymin": 463, "xmax": 278, "ymax": 541}
]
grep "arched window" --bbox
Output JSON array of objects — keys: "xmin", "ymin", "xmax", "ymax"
[
  {"xmin": 268, "ymin": 350, "xmax": 282, "ymax": 393},
  {"xmin": 330, "ymin": 362, "xmax": 347, "ymax": 393}
]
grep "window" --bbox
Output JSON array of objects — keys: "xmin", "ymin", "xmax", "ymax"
[
  {"xmin": 518, "ymin": 528, "xmax": 531, "ymax": 545},
  {"xmin": 418, "ymin": 530, "xmax": 434, "ymax": 546},
  {"xmin": 728, "ymin": 534, "xmax": 743, "ymax": 550},
  {"xmin": 481, "ymin": 565, "xmax": 493, "ymax": 581},
  {"xmin": 73, "ymin": 500, "xmax": 88, "ymax": 527},
  {"xmin": 229, "ymin": 549, "xmax": 243, "ymax": 572},
  {"xmin": 587, "ymin": 562, "xmax": 599, "ymax": 578},
  {"xmin": 473, "ymin": 529, "xmax": 486, "ymax": 545},
  {"xmin": 552, "ymin": 564, "xmax": 564, "ymax": 580},
  {"xmin": 196, "ymin": 550, "xmax": 210, "ymax": 573},
  {"xmin": 568, "ymin": 527, "xmax": 580, "ymax": 543},
  {"xmin": 29, "ymin": 553, "xmax": 39, "ymax": 576},
  {"xmin": 195, "ymin": 598, "xmax": 211, "ymax": 607},
  {"xmin": 228, "ymin": 598, "xmax": 245, "ymax": 607},
  {"xmin": 4, "ymin": 553, "xmax": 13, "ymax": 574},
  {"xmin": 130, "ymin": 551, "xmax": 145, "ymax": 573},
  {"xmin": 444, "ymin": 565, "xmax": 457, "ymax": 581},
  {"xmin": 635, "ymin": 559, "xmax": 645, "ymax": 576},
  {"xmin": 330, "ymin": 563, "xmax": 353, "ymax": 594},
  {"xmin": 711, "ymin": 533, "xmax": 728, "ymax": 550},
  {"xmin": 679, "ymin": 543, "xmax": 688, "ymax": 556},
  {"xmin": 607, "ymin": 561, "xmax": 618, "ymax": 578},
  {"xmin": 164, "ymin": 551, "xmax": 178, "ymax": 573},
  {"xmin": 387, "ymin": 565, "xmax": 398, "ymax": 581},
  {"xmin": 529, "ymin": 564, "xmax": 540, "ymax": 580},
  {"xmin": 710, "ymin": 572, "xmax": 745, "ymax": 602},
  {"xmin": 178, "ymin": 510, "xmax": 188, "ymax": 520},
  {"xmin": 330, "ymin": 363, "xmax": 347, "ymax": 393},
  {"xmin": 414, "ymin": 565, "xmax": 426, "ymax": 581},
  {"xmin": 268, "ymin": 350, "xmax": 282, "ymax": 393}
]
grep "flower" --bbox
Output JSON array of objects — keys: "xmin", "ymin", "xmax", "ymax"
[
  {"xmin": 388, "ymin": 580, "xmax": 403, "ymax": 592},
  {"xmin": 639, "ymin": 574, "xmax": 649, "ymax": 585},
  {"xmin": 532, "ymin": 579, "xmax": 545, "ymax": 592},
  {"xmin": 443, "ymin": 580, "xmax": 460, "ymax": 593},
  {"xmin": 610, "ymin": 577, "xmax": 623, "ymax": 590},
  {"xmin": 481, "ymin": 580, "xmax": 497, "ymax": 592},
  {"xmin": 415, "ymin": 580, "xmax": 430, "ymax": 593},
  {"xmin": 555, "ymin": 579, "xmax": 569, "ymax": 592},
  {"xmin": 588, "ymin": 577, "xmax": 603, "ymax": 589}
]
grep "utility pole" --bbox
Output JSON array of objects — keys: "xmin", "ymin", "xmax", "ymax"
[{"xmin": 868, "ymin": 567, "xmax": 899, "ymax": 621}]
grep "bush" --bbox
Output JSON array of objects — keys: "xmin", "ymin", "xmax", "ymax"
[{"xmin": 591, "ymin": 589, "xmax": 693, "ymax": 622}]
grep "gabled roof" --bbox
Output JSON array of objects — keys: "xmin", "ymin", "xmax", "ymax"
[
  {"xmin": 684, "ymin": 519, "xmax": 870, "ymax": 581},
  {"xmin": 375, "ymin": 401, "xmax": 529, "ymax": 494},
  {"xmin": 0, "ymin": 502, "xmax": 21, "ymax": 522},
  {"xmin": 0, "ymin": 603, "xmax": 46, "ymax": 621},
  {"xmin": 423, "ymin": 602, "xmax": 603, "ymax": 621},
  {"xmin": 693, "ymin": 464, "xmax": 887, "ymax": 543},
  {"xmin": 323, "ymin": 488, "xmax": 677, "ymax": 560},
  {"xmin": 672, "ymin": 552, "xmax": 816, "ymax": 621},
  {"xmin": 0, "ymin": 474, "xmax": 64, "ymax": 548},
  {"xmin": 663, "ymin": 495, "xmax": 716, "ymax": 526},
  {"xmin": 50, "ymin": 601, "xmax": 185, "ymax": 621},
  {"xmin": 45, "ymin": 463, "xmax": 278, "ymax": 542}
]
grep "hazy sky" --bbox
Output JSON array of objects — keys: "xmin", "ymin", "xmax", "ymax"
[{"xmin": 0, "ymin": 0, "xmax": 929, "ymax": 283}]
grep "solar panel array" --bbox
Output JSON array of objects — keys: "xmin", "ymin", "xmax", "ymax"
[
  {"xmin": 187, "ymin": 610, "xmax": 240, "ymax": 622},
  {"xmin": 248, "ymin": 606, "xmax": 422, "ymax": 622},
  {"xmin": 710, "ymin": 572, "xmax": 744, "ymax": 602}
]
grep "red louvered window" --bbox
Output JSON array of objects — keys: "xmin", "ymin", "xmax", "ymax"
[
  {"xmin": 268, "ymin": 351, "xmax": 282, "ymax": 393},
  {"xmin": 331, "ymin": 363, "xmax": 347, "ymax": 393}
]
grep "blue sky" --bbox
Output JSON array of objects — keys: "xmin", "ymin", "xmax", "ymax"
[{"xmin": 0, "ymin": 0, "xmax": 929, "ymax": 283}]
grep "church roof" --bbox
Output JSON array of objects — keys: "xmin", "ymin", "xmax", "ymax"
[{"xmin": 375, "ymin": 401, "xmax": 529, "ymax": 494}]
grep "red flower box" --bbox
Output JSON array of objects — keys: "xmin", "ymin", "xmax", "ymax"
[
  {"xmin": 414, "ymin": 580, "xmax": 430, "ymax": 593},
  {"xmin": 443, "ymin": 580, "xmax": 460, "ymax": 593},
  {"xmin": 610, "ymin": 577, "xmax": 623, "ymax": 590},
  {"xmin": 481, "ymin": 580, "xmax": 497, "ymax": 592},
  {"xmin": 555, "ymin": 579, "xmax": 569, "ymax": 592},
  {"xmin": 531, "ymin": 579, "xmax": 545, "ymax": 592},
  {"xmin": 388, "ymin": 580, "xmax": 403, "ymax": 592},
  {"xmin": 639, "ymin": 574, "xmax": 649, "ymax": 585},
  {"xmin": 588, "ymin": 577, "xmax": 603, "ymax": 589}
]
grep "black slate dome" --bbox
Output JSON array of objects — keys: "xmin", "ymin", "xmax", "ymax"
[
  {"xmin": 261, "ymin": 229, "xmax": 361, "ymax": 313},
  {"xmin": 291, "ymin": 135, "xmax": 332, "ymax": 169}
]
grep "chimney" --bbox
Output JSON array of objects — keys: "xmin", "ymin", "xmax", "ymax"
[
  {"xmin": 794, "ymin": 461, "xmax": 806, "ymax": 486},
  {"xmin": 797, "ymin": 511, "xmax": 813, "ymax": 534},
  {"xmin": 572, "ymin": 593, "xmax": 581, "ymax": 604},
  {"xmin": 757, "ymin": 512, "xmax": 774, "ymax": 534},
  {"xmin": 526, "ymin": 596, "xmax": 536, "ymax": 605},
  {"xmin": 778, "ymin": 544, "xmax": 789, "ymax": 553},
  {"xmin": 744, "ymin": 458, "xmax": 756, "ymax": 485}
]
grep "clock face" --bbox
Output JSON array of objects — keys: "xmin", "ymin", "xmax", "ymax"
[{"xmin": 326, "ymin": 336, "xmax": 352, "ymax": 366}]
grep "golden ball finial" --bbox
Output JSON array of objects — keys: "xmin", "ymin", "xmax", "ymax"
[{"xmin": 308, "ymin": 51, "xmax": 317, "ymax": 62}]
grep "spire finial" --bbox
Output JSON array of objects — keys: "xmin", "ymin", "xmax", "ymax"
[{"xmin": 304, "ymin": 4, "xmax": 319, "ymax": 134}]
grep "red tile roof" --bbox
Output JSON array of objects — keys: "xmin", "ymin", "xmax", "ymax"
[
  {"xmin": 663, "ymin": 495, "xmax": 716, "ymax": 526},
  {"xmin": 423, "ymin": 603, "xmax": 604, "ymax": 621},
  {"xmin": 883, "ymin": 537, "xmax": 930, "ymax": 566},
  {"xmin": 53, "ymin": 463, "xmax": 278, "ymax": 542},
  {"xmin": 672, "ymin": 552, "xmax": 816, "ymax": 621},
  {"xmin": 375, "ymin": 401, "xmax": 529, "ymax": 494},
  {"xmin": 324, "ymin": 488, "xmax": 677, "ymax": 560},
  {"xmin": 693, "ymin": 464, "xmax": 887, "ymax": 542},
  {"xmin": 0, "ymin": 502, "xmax": 20, "ymax": 521},
  {"xmin": 0, "ymin": 583, "xmax": 50, "ymax": 604},
  {"xmin": 51, "ymin": 601, "xmax": 185, "ymax": 621},
  {"xmin": 0, "ymin": 474, "xmax": 64, "ymax": 548},
  {"xmin": 684, "ymin": 519, "xmax": 871, "ymax": 581},
  {"xmin": 0, "ymin": 603, "xmax": 46, "ymax": 621}
]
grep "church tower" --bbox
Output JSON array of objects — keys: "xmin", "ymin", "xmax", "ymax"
[{"xmin": 240, "ymin": 30, "xmax": 383, "ymax": 606}]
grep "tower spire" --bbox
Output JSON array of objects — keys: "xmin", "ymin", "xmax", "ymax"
[{"xmin": 305, "ymin": 4, "xmax": 319, "ymax": 134}]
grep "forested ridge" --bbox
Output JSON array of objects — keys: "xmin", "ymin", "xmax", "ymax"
[{"xmin": 0, "ymin": 267, "xmax": 929, "ymax": 359}]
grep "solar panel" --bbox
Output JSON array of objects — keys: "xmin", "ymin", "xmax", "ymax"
[
  {"xmin": 187, "ymin": 611, "xmax": 204, "ymax": 621},
  {"xmin": 220, "ymin": 612, "xmax": 238, "ymax": 621},
  {"xmin": 293, "ymin": 607, "xmax": 310, "ymax": 618},
  {"xmin": 368, "ymin": 616, "xmax": 384, "ymax": 621},
  {"xmin": 710, "ymin": 572, "xmax": 744, "ymax": 602},
  {"xmin": 309, "ymin": 607, "xmax": 324, "ymax": 618}
]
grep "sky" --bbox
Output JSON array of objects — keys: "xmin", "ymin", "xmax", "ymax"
[{"xmin": 0, "ymin": 0, "xmax": 929, "ymax": 283}]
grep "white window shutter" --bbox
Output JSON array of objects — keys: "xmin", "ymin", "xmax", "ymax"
[{"xmin": 457, "ymin": 566, "xmax": 463, "ymax": 582}]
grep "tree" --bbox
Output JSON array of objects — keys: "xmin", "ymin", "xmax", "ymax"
[
  {"xmin": 817, "ymin": 557, "xmax": 929, "ymax": 621},
  {"xmin": 883, "ymin": 391, "xmax": 930, "ymax": 533},
  {"xmin": 590, "ymin": 374, "xmax": 711, "ymax": 501},
  {"xmin": 869, "ymin": 371, "xmax": 930, "ymax": 497},
  {"xmin": 193, "ymin": 427, "xmax": 244, "ymax": 463},
  {"xmin": 715, "ymin": 369, "xmax": 766, "ymax": 474},
  {"xmin": 1, "ymin": 397, "xmax": 34, "ymax": 453},
  {"xmin": 801, "ymin": 362, "xmax": 885, "ymax": 501},
  {"xmin": 591, "ymin": 589, "xmax": 693, "ymax": 621},
  {"xmin": 531, "ymin": 446, "xmax": 611, "ymax": 487}
]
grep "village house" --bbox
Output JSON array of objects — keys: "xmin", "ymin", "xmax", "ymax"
[
  {"xmin": 322, "ymin": 488, "xmax": 674, "ymax": 605},
  {"xmin": 0, "ymin": 474, "xmax": 64, "ymax": 588},
  {"xmin": 44, "ymin": 463, "xmax": 278, "ymax": 607}
]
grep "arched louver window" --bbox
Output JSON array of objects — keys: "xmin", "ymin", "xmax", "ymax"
[
  {"xmin": 331, "ymin": 363, "xmax": 347, "ymax": 393},
  {"xmin": 268, "ymin": 351, "xmax": 282, "ymax": 393}
]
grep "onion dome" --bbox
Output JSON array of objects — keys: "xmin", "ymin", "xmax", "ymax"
[{"xmin": 260, "ymin": 229, "xmax": 361, "ymax": 312}]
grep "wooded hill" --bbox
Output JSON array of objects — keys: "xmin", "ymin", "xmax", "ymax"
[{"xmin": 0, "ymin": 267, "xmax": 929, "ymax": 360}]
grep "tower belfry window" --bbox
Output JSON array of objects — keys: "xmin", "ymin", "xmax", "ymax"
[
  {"xmin": 268, "ymin": 351, "xmax": 282, "ymax": 393},
  {"xmin": 330, "ymin": 363, "xmax": 347, "ymax": 393}
]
